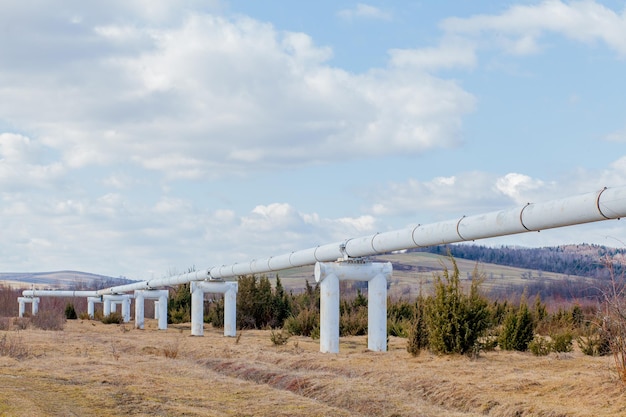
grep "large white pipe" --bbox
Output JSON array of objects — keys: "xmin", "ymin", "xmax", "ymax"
[
  {"xmin": 22, "ymin": 290, "xmax": 99, "ymax": 298},
  {"xmin": 87, "ymin": 185, "xmax": 625, "ymax": 295}
]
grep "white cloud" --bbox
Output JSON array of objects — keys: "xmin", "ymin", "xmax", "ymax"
[
  {"xmin": 605, "ymin": 127, "xmax": 626, "ymax": 143},
  {"xmin": 495, "ymin": 173, "xmax": 546, "ymax": 204},
  {"xmin": 0, "ymin": 8, "xmax": 474, "ymax": 180},
  {"xmin": 441, "ymin": 0, "xmax": 626, "ymax": 56},
  {"xmin": 389, "ymin": 38, "xmax": 477, "ymax": 71},
  {"xmin": 337, "ymin": 4, "xmax": 392, "ymax": 21},
  {"xmin": 368, "ymin": 171, "xmax": 509, "ymax": 218},
  {"xmin": 0, "ymin": 133, "xmax": 66, "ymax": 189}
]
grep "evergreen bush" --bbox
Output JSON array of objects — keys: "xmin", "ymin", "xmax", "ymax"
[
  {"xmin": 424, "ymin": 258, "xmax": 490, "ymax": 355},
  {"xmin": 101, "ymin": 312, "xmax": 123, "ymax": 324},
  {"xmin": 550, "ymin": 331, "xmax": 573, "ymax": 353},
  {"xmin": 498, "ymin": 294, "xmax": 535, "ymax": 351},
  {"xmin": 64, "ymin": 303, "xmax": 77, "ymax": 320},
  {"xmin": 407, "ymin": 295, "xmax": 428, "ymax": 356},
  {"xmin": 529, "ymin": 336, "xmax": 551, "ymax": 356}
]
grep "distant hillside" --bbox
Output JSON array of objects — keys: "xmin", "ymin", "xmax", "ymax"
[
  {"xmin": 410, "ymin": 243, "xmax": 626, "ymax": 280},
  {"xmin": 0, "ymin": 271, "xmax": 136, "ymax": 290}
]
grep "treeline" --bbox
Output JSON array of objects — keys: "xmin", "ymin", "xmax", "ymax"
[{"xmin": 411, "ymin": 243, "xmax": 626, "ymax": 279}]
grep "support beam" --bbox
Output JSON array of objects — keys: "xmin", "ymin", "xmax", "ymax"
[
  {"xmin": 191, "ymin": 281, "xmax": 238, "ymax": 337},
  {"xmin": 87, "ymin": 296, "xmax": 102, "ymax": 319},
  {"xmin": 103, "ymin": 294, "xmax": 132, "ymax": 323},
  {"xmin": 17, "ymin": 297, "xmax": 40, "ymax": 317},
  {"xmin": 133, "ymin": 290, "xmax": 169, "ymax": 330},
  {"xmin": 315, "ymin": 261, "xmax": 392, "ymax": 353}
]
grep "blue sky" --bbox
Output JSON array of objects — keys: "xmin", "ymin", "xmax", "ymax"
[{"xmin": 1, "ymin": 0, "xmax": 625, "ymax": 280}]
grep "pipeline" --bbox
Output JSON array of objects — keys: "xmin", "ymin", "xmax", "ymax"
[
  {"xmin": 88, "ymin": 185, "xmax": 626, "ymax": 296},
  {"xmin": 22, "ymin": 289, "xmax": 100, "ymax": 298}
]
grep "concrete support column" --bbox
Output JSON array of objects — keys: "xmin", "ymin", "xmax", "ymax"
[
  {"xmin": 103, "ymin": 295, "xmax": 132, "ymax": 323},
  {"xmin": 87, "ymin": 296, "xmax": 102, "ymax": 319},
  {"xmin": 103, "ymin": 298, "xmax": 111, "ymax": 316},
  {"xmin": 368, "ymin": 272, "xmax": 388, "ymax": 352},
  {"xmin": 193, "ymin": 281, "xmax": 239, "ymax": 337},
  {"xmin": 121, "ymin": 297, "xmax": 131, "ymax": 323},
  {"xmin": 315, "ymin": 261, "xmax": 392, "ymax": 353},
  {"xmin": 223, "ymin": 283, "xmax": 237, "ymax": 337},
  {"xmin": 134, "ymin": 291, "xmax": 145, "ymax": 329},
  {"xmin": 157, "ymin": 293, "xmax": 168, "ymax": 330},
  {"xmin": 191, "ymin": 282, "xmax": 205, "ymax": 336},
  {"xmin": 133, "ymin": 290, "xmax": 168, "ymax": 330},
  {"xmin": 319, "ymin": 272, "xmax": 340, "ymax": 353},
  {"xmin": 31, "ymin": 297, "xmax": 40, "ymax": 315},
  {"xmin": 18, "ymin": 297, "xmax": 40, "ymax": 317},
  {"xmin": 17, "ymin": 297, "xmax": 26, "ymax": 318}
]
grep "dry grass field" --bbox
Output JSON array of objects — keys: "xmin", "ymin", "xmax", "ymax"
[{"xmin": 1, "ymin": 319, "xmax": 626, "ymax": 417}]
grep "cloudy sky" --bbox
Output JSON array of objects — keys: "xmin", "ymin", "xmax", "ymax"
[{"xmin": 1, "ymin": 0, "xmax": 625, "ymax": 280}]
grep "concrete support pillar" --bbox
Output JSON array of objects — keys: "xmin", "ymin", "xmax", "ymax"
[
  {"xmin": 87, "ymin": 296, "xmax": 102, "ymax": 319},
  {"xmin": 18, "ymin": 297, "xmax": 40, "ymax": 317},
  {"xmin": 103, "ymin": 294, "xmax": 132, "ymax": 323},
  {"xmin": 133, "ymin": 290, "xmax": 168, "ymax": 330},
  {"xmin": 314, "ymin": 261, "xmax": 392, "ymax": 353},
  {"xmin": 157, "ymin": 292, "xmax": 168, "ymax": 330},
  {"xmin": 121, "ymin": 297, "xmax": 131, "ymax": 323},
  {"xmin": 192, "ymin": 281, "xmax": 238, "ymax": 337},
  {"xmin": 319, "ymin": 272, "xmax": 340, "ymax": 353},
  {"xmin": 368, "ymin": 272, "xmax": 388, "ymax": 352},
  {"xmin": 134, "ymin": 291, "xmax": 145, "ymax": 329},
  {"xmin": 191, "ymin": 282, "xmax": 205, "ymax": 336},
  {"xmin": 17, "ymin": 297, "xmax": 26, "ymax": 318},
  {"xmin": 223, "ymin": 283, "xmax": 237, "ymax": 337}
]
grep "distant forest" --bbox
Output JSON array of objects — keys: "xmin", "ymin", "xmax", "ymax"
[{"xmin": 411, "ymin": 244, "xmax": 626, "ymax": 280}]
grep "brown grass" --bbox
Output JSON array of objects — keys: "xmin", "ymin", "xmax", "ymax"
[{"xmin": 1, "ymin": 320, "xmax": 626, "ymax": 416}]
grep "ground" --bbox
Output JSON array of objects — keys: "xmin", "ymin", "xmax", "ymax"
[{"xmin": 1, "ymin": 319, "xmax": 625, "ymax": 417}]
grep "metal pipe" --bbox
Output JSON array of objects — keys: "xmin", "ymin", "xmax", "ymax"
[
  {"xmin": 89, "ymin": 185, "xmax": 626, "ymax": 295},
  {"xmin": 22, "ymin": 290, "xmax": 100, "ymax": 298}
]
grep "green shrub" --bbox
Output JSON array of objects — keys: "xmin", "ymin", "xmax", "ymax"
[
  {"xmin": 388, "ymin": 318, "xmax": 409, "ymax": 338},
  {"xmin": 168, "ymin": 283, "xmax": 191, "ymax": 324},
  {"xmin": 578, "ymin": 326, "xmax": 611, "ymax": 356},
  {"xmin": 205, "ymin": 297, "xmax": 225, "ymax": 327},
  {"xmin": 425, "ymin": 258, "xmax": 490, "ymax": 355},
  {"xmin": 407, "ymin": 295, "xmax": 428, "ymax": 356},
  {"xmin": 499, "ymin": 295, "xmax": 535, "ymax": 352},
  {"xmin": 339, "ymin": 306, "xmax": 368, "ymax": 336},
  {"xmin": 270, "ymin": 329, "xmax": 290, "ymax": 346},
  {"xmin": 64, "ymin": 303, "xmax": 77, "ymax": 320},
  {"xmin": 529, "ymin": 336, "xmax": 551, "ymax": 356},
  {"xmin": 101, "ymin": 312, "xmax": 123, "ymax": 325},
  {"xmin": 284, "ymin": 308, "xmax": 319, "ymax": 338},
  {"xmin": 550, "ymin": 331, "xmax": 573, "ymax": 353}
]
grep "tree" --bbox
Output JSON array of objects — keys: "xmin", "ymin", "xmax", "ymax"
[
  {"xmin": 407, "ymin": 293, "xmax": 428, "ymax": 356},
  {"xmin": 425, "ymin": 258, "xmax": 490, "ymax": 355},
  {"xmin": 499, "ymin": 293, "xmax": 535, "ymax": 351},
  {"xmin": 168, "ymin": 283, "xmax": 191, "ymax": 324}
]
